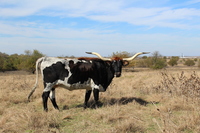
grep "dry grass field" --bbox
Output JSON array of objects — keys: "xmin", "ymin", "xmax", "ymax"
[{"xmin": 1, "ymin": 67, "xmax": 200, "ymax": 133}]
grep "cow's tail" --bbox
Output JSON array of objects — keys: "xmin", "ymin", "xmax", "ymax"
[{"xmin": 28, "ymin": 57, "xmax": 44, "ymax": 102}]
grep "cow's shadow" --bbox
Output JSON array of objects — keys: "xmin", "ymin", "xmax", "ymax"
[
  {"xmin": 107, "ymin": 97, "xmax": 149, "ymax": 106},
  {"xmin": 71, "ymin": 97, "xmax": 150, "ymax": 109}
]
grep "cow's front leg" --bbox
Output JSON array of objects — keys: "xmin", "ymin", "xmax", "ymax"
[
  {"xmin": 93, "ymin": 89, "xmax": 99, "ymax": 109},
  {"xmin": 84, "ymin": 90, "xmax": 92, "ymax": 109},
  {"xmin": 42, "ymin": 91, "xmax": 50, "ymax": 112},
  {"xmin": 49, "ymin": 88, "xmax": 59, "ymax": 110}
]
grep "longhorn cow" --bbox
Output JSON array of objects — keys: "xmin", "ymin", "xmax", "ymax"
[{"xmin": 28, "ymin": 52, "xmax": 149, "ymax": 111}]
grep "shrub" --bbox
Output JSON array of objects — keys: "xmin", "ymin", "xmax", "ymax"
[
  {"xmin": 0, "ymin": 56, "xmax": 4, "ymax": 71},
  {"xmin": 144, "ymin": 51, "xmax": 167, "ymax": 69},
  {"xmin": 184, "ymin": 59, "xmax": 195, "ymax": 66},
  {"xmin": 151, "ymin": 58, "xmax": 167, "ymax": 69},
  {"xmin": 168, "ymin": 56, "xmax": 179, "ymax": 67},
  {"xmin": 0, "ymin": 52, "xmax": 9, "ymax": 71},
  {"xmin": 111, "ymin": 51, "xmax": 132, "ymax": 58},
  {"xmin": 198, "ymin": 59, "xmax": 200, "ymax": 68},
  {"xmin": 135, "ymin": 59, "xmax": 148, "ymax": 67},
  {"xmin": 20, "ymin": 50, "xmax": 44, "ymax": 73}
]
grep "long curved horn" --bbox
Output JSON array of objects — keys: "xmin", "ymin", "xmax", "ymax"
[
  {"xmin": 123, "ymin": 52, "xmax": 150, "ymax": 61},
  {"xmin": 86, "ymin": 52, "xmax": 111, "ymax": 61}
]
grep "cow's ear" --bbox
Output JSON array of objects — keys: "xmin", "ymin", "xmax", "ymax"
[{"xmin": 123, "ymin": 61, "xmax": 129, "ymax": 66}]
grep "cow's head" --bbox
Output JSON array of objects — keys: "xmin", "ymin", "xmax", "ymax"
[{"xmin": 86, "ymin": 52, "xmax": 149, "ymax": 77}]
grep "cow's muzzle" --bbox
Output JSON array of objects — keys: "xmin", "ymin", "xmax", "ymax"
[{"xmin": 115, "ymin": 72, "xmax": 121, "ymax": 77}]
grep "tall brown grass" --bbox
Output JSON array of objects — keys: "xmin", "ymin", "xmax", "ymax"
[{"xmin": 0, "ymin": 68, "xmax": 200, "ymax": 132}]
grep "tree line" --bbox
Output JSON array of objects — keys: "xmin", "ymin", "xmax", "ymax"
[
  {"xmin": 0, "ymin": 50, "xmax": 44, "ymax": 73},
  {"xmin": 0, "ymin": 50, "xmax": 199, "ymax": 73}
]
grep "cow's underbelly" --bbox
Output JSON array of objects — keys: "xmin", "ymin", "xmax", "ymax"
[
  {"xmin": 59, "ymin": 83, "xmax": 92, "ymax": 91},
  {"xmin": 55, "ymin": 78, "xmax": 106, "ymax": 92}
]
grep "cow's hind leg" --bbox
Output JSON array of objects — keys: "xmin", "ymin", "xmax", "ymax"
[
  {"xmin": 93, "ymin": 89, "xmax": 99, "ymax": 109},
  {"xmin": 49, "ymin": 88, "xmax": 59, "ymax": 110},
  {"xmin": 84, "ymin": 90, "xmax": 92, "ymax": 109},
  {"xmin": 42, "ymin": 91, "xmax": 50, "ymax": 112}
]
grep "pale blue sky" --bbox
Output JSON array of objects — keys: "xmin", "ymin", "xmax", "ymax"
[{"xmin": 0, "ymin": 0, "xmax": 200, "ymax": 57}]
